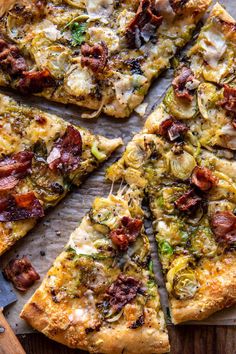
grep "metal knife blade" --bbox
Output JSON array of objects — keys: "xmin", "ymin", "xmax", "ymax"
[{"xmin": 0, "ymin": 272, "xmax": 17, "ymax": 309}]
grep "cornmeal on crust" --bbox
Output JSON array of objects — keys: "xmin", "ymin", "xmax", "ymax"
[
  {"xmin": 106, "ymin": 3, "xmax": 236, "ymax": 324},
  {"xmin": 0, "ymin": 0, "xmax": 211, "ymax": 118},
  {"xmin": 21, "ymin": 191, "xmax": 169, "ymax": 353},
  {"xmin": 0, "ymin": 93, "xmax": 122, "ymax": 255}
]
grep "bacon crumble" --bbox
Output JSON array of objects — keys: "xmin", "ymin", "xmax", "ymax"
[
  {"xmin": 0, "ymin": 39, "xmax": 27, "ymax": 76},
  {"xmin": 172, "ymin": 66, "xmax": 195, "ymax": 101},
  {"xmin": 0, "ymin": 151, "xmax": 34, "ymax": 191},
  {"xmin": 175, "ymin": 189, "xmax": 202, "ymax": 212},
  {"xmin": 191, "ymin": 166, "xmax": 218, "ymax": 192},
  {"xmin": 158, "ymin": 118, "xmax": 188, "ymax": 142},
  {"xmin": 106, "ymin": 274, "xmax": 143, "ymax": 312},
  {"xmin": 125, "ymin": 0, "xmax": 163, "ymax": 49},
  {"xmin": 17, "ymin": 69, "xmax": 55, "ymax": 94},
  {"xmin": 3, "ymin": 256, "xmax": 40, "ymax": 292},
  {"xmin": 0, "ymin": 192, "xmax": 44, "ymax": 222},
  {"xmin": 219, "ymin": 85, "xmax": 236, "ymax": 114},
  {"xmin": 211, "ymin": 211, "xmax": 236, "ymax": 245},
  {"xmin": 47, "ymin": 126, "xmax": 82, "ymax": 173},
  {"xmin": 109, "ymin": 216, "xmax": 143, "ymax": 251},
  {"xmin": 81, "ymin": 42, "xmax": 108, "ymax": 73}
]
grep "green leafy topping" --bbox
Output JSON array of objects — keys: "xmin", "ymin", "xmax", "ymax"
[
  {"xmin": 70, "ymin": 22, "xmax": 87, "ymax": 46},
  {"xmin": 156, "ymin": 196, "xmax": 164, "ymax": 208},
  {"xmin": 159, "ymin": 240, "xmax": 173, "ymax": 256},
  {"xmin": 148, "ymin": 259, "xmax": 154, "ymax": 273}
]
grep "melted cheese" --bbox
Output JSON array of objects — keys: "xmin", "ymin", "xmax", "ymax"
[
  {"xmin": 33, "ymin": 20, "xmax": 61, "ymax": 41},
  {"xmin": 65, "ymin": 65, "xmax": 95, "ymax": 97},
  {"xmin": 199, "ymin": 27, "xmax": 226, "ymax": 69},
  {"xmin": 88, "ymin": 27, "xmax": 120, "ymax": 53},
  {"xmin": 114, "ymin": 74, "xmax": 147, "ymax": 106},
  {"xmin": 86, "ymin": 0, "xmax": 114, "ymax": 19}
]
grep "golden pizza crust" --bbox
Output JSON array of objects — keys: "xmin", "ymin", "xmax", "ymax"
[
  {"xmin": 171, "ymin": 253, "xmax": 236, "ymax": 324},
  {"xmin": 210, "ymin": 2, "xmax": 236, "ymax": 41}
]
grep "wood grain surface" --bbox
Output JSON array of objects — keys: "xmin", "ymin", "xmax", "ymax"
[{"xmin": 18, "ymin": 326, "xmax": 236, "ymax": 354}]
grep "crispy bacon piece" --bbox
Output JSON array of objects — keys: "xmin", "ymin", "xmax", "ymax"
[
  {"xmin": 172, "ymin": 66, "xmax": 195, "ymax": 101},
  {"xmin": 175, "ymin": 189, "xmax": 202, "ymax": 212},
  {"xmin": 17, "ymin": 69, "xmax": 55, "ymax": 94},
  {"xmin": 219, "ymin": 85, "xmax": 236, "ymax": 114},
  {"xmin": 0, "ymin": 151, "xmax": 34, "ymax": 191},
  {"xmin": 109, "ymin": 216, "xmax": 143, "ymax": 251},
  {"xmin": 158, "ymin": 118, "xmax": 188, "ymax": 142},
  {"xmin": 211, "ymin": 211, "xmax": 236, "ymax": 245},
  {"xmin": 0, "ymin": 39, "xmax": 27, "ymax": 76},
  {"xmin": 125, "ymin": 0, "xmax": 163, "ymax": 49},
  {"xmin": 3, "ymin": 256, "xmax": 40, "ymax": 292},
  {"xmin": 191, "ymin": 166, "xmax": 218, "ymax": 192},
  {"xmin": 169, "ymin": 0, "xmax": 189, "ymax": 13},
  {"xmin": 47, "ymin": 125, "xmax": 82, "ymax": 173},
  {"xmin": 81, "ymin": 42, "xmax": 108, "ymax": 73},
  {"xmin": 106, "ymin": 274, "xmax": 143, "ymax": 312},
  {"xmin": 0, "ymin": 192, "xmax": 44, "ymax": 222}
]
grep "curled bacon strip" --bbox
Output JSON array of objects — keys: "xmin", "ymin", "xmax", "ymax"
[
  {"xmin": 172, "ymin": 66, "xmax": 195, "ymax": 101},
  {"xmin": 211, "ymin": 211, "xmax": 236, "ymax": 245},
  {"xmin": 0, "ymin": 151, "xmax": 34, "ymax": 191},
  {"xmin": 169, "ymin": 0, "xmax": 189, "ymax": 13},
  {"xmin": 219, "ymin": 85, "xmax": 236, "ymax": 114},
  {"xmin": 106, "ymin": 274, "xmax": 143, "ymax": 312},
  {"xmin": 3, "ymin": 256, "xmax": 40, "ymax": 292},
  {"xmin": 47, "ymin": 126, "xmax": 82, "ymax": 174},
  {"xmin": 0, "ymin": 192, "xmax": 44, "ymax": 222},
  {"xmin": 17, "ymin": 69, "xmax": 55, "ymax": 94},
  {"xmin": 191, "ymin": 166, "xmax": 218, "ymax": 192},
  {"xmin": 81, "ymin": 42, "xmax": 108, "ymax": 73},
  {"xmin": 158, "ymin": 118, "xmax": 188, "ymax": 142},
  {"xmin": 0, "ymin": 39, "xmax": 27, "ymax": 76},
  {"xmin": 126, "ymin": 0, "xmax": 163, "ymax": 49},
  {"xmin": 175, "ymin": 189, "xmax": 202, "ymax": 212},
  {"xmin": 109, "ymin": 216, "xmax": 143, "ymax": 251}
]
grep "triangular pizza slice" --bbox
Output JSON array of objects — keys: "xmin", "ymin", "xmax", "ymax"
[
  {"xmin": 0, "ymin": 93, "xmax": 122, "ymax": 255},
  {"xmin": 21, "ymin": 189, "xmax": 170, "ymax": 353}
]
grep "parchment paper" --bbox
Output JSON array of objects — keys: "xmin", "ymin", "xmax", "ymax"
[{"xmin": 0, "ymin": 0, "xmax": 235, "ymax": 335}]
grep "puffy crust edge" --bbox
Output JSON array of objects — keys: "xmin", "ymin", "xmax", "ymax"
[
  {"xmin": 21, "ymin": 283, "xmax": 170, "ymax": 354},
  {"xmin": 170, "ymin": 255, "xmax": 236, "ymax": 324}
]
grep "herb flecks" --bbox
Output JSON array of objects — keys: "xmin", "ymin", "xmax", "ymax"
[{"xmin": 70, "ymin": 22, "xmax": 87, "ymax": 47}]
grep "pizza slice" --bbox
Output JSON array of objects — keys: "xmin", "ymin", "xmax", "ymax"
[
  {"xmin": 0, "ymin": 93, "xmax": 122, "ymax": 255},
  {"xmin": 145, "ymin": 3, "xmax": 236, "ymax": 153},
  {"xmin": 21, "ymin": 189, "xmax": 170, "ymax": 353},
  {"xmin": 106, "ymin": 4, "xmax": 236, "ymax": 324},
  {"xmin": 0, "ymin": 0, "xmax": 211, "ymax": 118},
  {"xmin": 144, "ymin": 144, "xmax": 236, "ymax": 323}
]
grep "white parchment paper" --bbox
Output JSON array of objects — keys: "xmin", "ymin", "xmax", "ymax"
[{"xmin": 0, "ymin": 0, "xmax": 235, "ymax": 334}]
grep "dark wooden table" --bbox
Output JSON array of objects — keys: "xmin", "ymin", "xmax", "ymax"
[{"xmin": 18, "ymin": 326, "xmax": 236, "ymax": 354}]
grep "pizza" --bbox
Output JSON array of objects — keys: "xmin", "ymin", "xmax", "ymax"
[
  {"xmin": 0, "ymin": 93, "xmax": 122, "ymax": 255},
  {"xmin": 107, "ymin": 3, "xmax": 236, "ymax": 324},
  {"xmin": 21, "ymin": 190, "xmax": 170, "ymax": 353},
  {"xmin": 145, "ymin": 3, "xmax": 236, "ymax": 153},
  {"xmin": 0, "ymin": 0, "xmax": 210, "ymax": 118}
]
